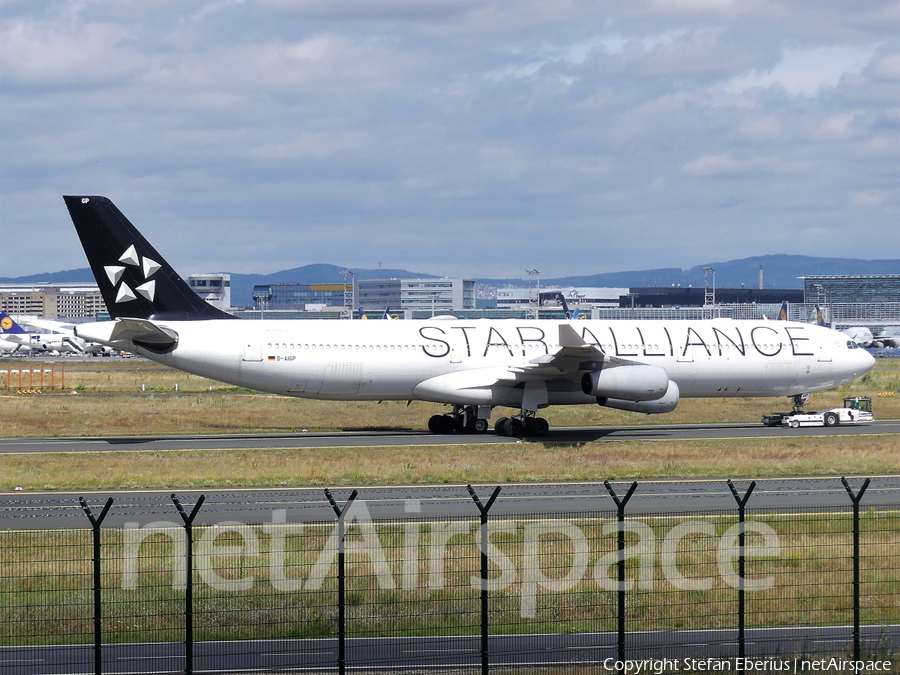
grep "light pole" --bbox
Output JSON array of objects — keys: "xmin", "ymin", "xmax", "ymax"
[
  {"xmin": 702, "ymin": 267, "xmax": 716, "ymax": 307},
  {"xmin": 340, "ymin": 271, "xmax": 355, "ymax": 320},
  {"xmin": 430, "ymin": 293, "xmax": 439, "ymax": 318},
  {"xmin": 526, "ymin": 269, "xmax": 540, "ymax": 320}
]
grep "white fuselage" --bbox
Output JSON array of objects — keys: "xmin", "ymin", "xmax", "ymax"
[{"xmin": 78, "ymin": 317, "xmax": 874, "ymax": 407}]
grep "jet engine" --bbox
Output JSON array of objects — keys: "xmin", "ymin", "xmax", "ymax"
[
  {"xmin": 581, "ymin": 364, "xmax": 669, "ymax": 401},
  {"xmin": 599, "ymin": 379, "xmax": 680, "ymax": 414}
]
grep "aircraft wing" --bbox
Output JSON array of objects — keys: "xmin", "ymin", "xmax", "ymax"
[
  {"xmin": 16, "ymin": 317, "xmax": 77, "ymax": 334},
  {"xmin": 496, "ymin": 324, "xmax": 638, "ymax": 382},
  {"xmin": 412, "ymin": 324, "xmax": 651, "ymax": 405}
]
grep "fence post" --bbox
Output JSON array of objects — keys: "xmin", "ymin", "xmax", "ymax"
[
  {"xmin": 172, "ymin": 494, "xmax": 205, "ymax": 675},
  {"xmin": 325, "ymin": 488, "xmax": 359, "ymax": 675},
  {"xmin": 841, "ymin": 476, "xmax": 870, "ymax": 663},
  {"xmin": 727, "ymin": 479, "xmax": 756, "ymax": 666},
  {"xmin": 79, "ymin": 497, "xmax": 114, "ymax": 675},
  {"xmin": 467, "ymin": 484, "xmax": 502, "ymax": 675},
  {"xmin": 603, "ymin": 479, "xmax": 638, "ymax": 670}
]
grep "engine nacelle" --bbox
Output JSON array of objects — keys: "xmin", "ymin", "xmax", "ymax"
[
  {"xmin": 599, "ymin": 379, "xmax": 680, "ymax": 414},
  {"xmin": 581, "ymin": 364, "xmax": 669, "ymax": 402},
  {"xmin": 412, "ymin": 368, "xmax": 521, "ymax": 407}
]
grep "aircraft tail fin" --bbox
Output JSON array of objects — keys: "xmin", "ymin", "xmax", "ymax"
[
  {"xmin": 777, "ymin": 301, "xmax": 788, "ymax": 321},
  {"xmin": 63, "ymin": 196, "xmax": 234, "ymax": 321},
  {"xmin": 0, "ymin": 312, "xmax": 27, "ymax": 335},
  {"xmin": 558, "ymin": 295, "xmax": 572, "ymax": 320},
  {"xmin": 815, "ymin": 305, "xmax": 826, "ymax": 327}
]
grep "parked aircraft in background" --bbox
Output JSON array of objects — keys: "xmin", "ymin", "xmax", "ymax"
[
  {"xmin": 0, "ymin": 312, "xmax": 86, "ymax": 354},
  {"xmin": 870, "ymin": 327, "xmax": 900, "ymax": 349},
  {"xmin": 11, "ymin": 316, "xmax": 112, "ymax": 355},
  {"xmin": 63, "ymin": 196, "xmax": 875, "ymax": 436},
  {"xmin": 840, "ymin": 326, "xmax": 900, "ymax": 349},
  {"xmin": 842, "ymin": 326, "xmax": 875, "ymax": 348},
  {"xmin": 0, "ymin": 335, "xmax": 30, "ymax": 355}
]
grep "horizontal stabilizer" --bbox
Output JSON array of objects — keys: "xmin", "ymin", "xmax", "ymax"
[{"xmin": 76, "ymin": 319, "xmax": 178, "ymax": 354}]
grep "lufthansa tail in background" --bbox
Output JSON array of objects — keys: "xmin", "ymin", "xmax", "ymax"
[{"xmin": 63, "ymin": 196, "xmax": 876, "ymax": 437}]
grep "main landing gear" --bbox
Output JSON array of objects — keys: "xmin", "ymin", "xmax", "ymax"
[
  {"xmin": 427, "ymin": 405, "xmax": 550, "ymax": 437},
  {"xmin": 428, "ymin": 405, "xmax": 490, "ymax": 435},
  {"xmin": 493, "ymin": 414, "xmax": 549, "ymax": 438}
]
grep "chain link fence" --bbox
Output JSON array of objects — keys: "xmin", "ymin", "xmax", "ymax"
[{"xmin": 1, "ymin": 480, "xmax": 898, "ymax": 674}]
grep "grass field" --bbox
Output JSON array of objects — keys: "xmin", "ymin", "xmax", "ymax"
[
  {"xmin": 1, "ymin": 357, "xmax": 899, "ymax": 490},
  {"xmin": 4, "ymin": 512, "xmax": 898, "ymax": 645}
]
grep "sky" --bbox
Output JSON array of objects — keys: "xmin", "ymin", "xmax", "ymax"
[{"xmin": 2, "ymin": 0, "xmax": 898, "ymax": 280}]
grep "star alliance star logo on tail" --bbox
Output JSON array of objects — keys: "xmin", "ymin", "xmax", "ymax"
[{"xmin": 104, "ymin": 244, "xmax": 161, "ymax": 304}]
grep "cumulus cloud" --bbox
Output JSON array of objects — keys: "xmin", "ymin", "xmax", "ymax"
[
  {"xmin": 723, "ymin": 44, "xmax": 880, "ymax": 96},
  {"xmin": 1, "ymin": 0, "xmax": 898, "ymax": 278}
]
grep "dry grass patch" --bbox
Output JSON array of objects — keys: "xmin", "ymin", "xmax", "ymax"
[
  {"xmin": 3, "ymin": 435, "xmax": 900, "ymax": 491},
  {"xmin": 1, "ymin": 358, "xmax": 899, "ymax": 438}
]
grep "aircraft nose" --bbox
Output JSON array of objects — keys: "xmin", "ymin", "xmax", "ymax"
[
  {"xmin": 860, "ymin": 348, "xmax": 876, "ymax": 374},
  {"xmin": 845, "ymin": 346, "xmax": 877, "ymax": 381}
]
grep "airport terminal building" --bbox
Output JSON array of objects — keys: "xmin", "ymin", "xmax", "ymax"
[
  {"xmin": 0, "ymin": 283, "xmax": 106, "ymax": 319},
  {"xmin": 801, "ymin": 275, "xmax": 900, "ymax": 304},
  {"xmin": 355, "ymin": 278, "xmax": 476, "ymax": 313}
]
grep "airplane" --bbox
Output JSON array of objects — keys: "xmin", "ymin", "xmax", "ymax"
[
  {"xmin": 0, "ymin": 335, "xmax": 30, "ymax": 355},
  {"xmin": 840, "ymin": 325, "xmax": 900, "ymax": 350},
  {"xmin": 12, "ymin": 315, "xmax": 113, "ymax": 355},
  {"xmin": 0, "ymin": 312, "xmax": 85, "ymax": 355},
  {"xmin": 869, "ymin": 326, "xmax": 900, "ymax": 349},
  {"xmin": 63, "ymin": 195, "xmax": 875, "ymax": 437},
  {"xmin": 842, "ymin": 326, "xmax": 874, "ymax": 348}
]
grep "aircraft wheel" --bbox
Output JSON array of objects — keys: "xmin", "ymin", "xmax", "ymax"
[
  {"xmin": 502, "ymin": 417, "xmax": 524, "ymax": 438},
  {"xmin": 823, "ymin": 412, "xmax": 839, "ymax": 427},
  {"xmin": 471, "ymin": 418, "xmax": 489, "ymax": 434},
  {"xmin": 428, "ymin": 415, "xmax": 445, "ymax": 434},
  {"xmin": 494, "ymin": 417, "xmax": 509, "ymax": 434},
  {"xmin": 532, "ymin": 417, "xmax": 549, "ymax": 436},
  {"xmin": 429, "ymin": 414, "xmax": 456, "ymax": 434}
]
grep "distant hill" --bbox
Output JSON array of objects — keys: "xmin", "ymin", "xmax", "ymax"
[
  {"xmin": 0, "ymin": 268, "xmax": 98, "ymax": 283},
  {"xmin": 483, "ymin": 255, "xmax": 900, "ymax": 291},
  {"xmin": 225, "ymin": 265, "xmax": 438, "ymax": 309},
  {"xmin": 0, "ymin": 265, "xmax": 438, "ymax": 308},
  {"xmin": 3, "ymin": 255, "xmax": 899, "ymax": 306}
]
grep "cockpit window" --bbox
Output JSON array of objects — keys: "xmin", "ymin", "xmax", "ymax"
[{"xmin": 846, "ymin": 341, "xmax": 859, "ymax": 349}]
